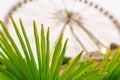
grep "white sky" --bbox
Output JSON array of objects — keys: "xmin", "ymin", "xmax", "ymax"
[{"xmin": 0, "ymin": 0, "xmax": 120, "ymax": 58}]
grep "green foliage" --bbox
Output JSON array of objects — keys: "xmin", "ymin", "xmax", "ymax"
[{"xmin": 0, "ymin": 17, "xmax": 120, "ymax": 80}]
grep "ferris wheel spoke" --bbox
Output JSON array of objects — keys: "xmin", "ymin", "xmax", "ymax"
[
  {"xmin": 51, "ymin": 19, "xmax": 69, "ymax": 49},
  {"xmin": 70, "ymin": 25, "xmax": 88, "ymax": 53},
  {"xmin": 72, "ymin": 17, "xmax": 107, "ymax": 48}
]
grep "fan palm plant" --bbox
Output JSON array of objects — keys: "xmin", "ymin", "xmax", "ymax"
[{"xmin": 0, "ymin": 17, "xmax": 120, "ymax": 80}]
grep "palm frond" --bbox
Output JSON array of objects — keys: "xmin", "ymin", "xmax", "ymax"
[{"xmin": 0, "ymin": 17, "xmax": 120, "ymax": 80}]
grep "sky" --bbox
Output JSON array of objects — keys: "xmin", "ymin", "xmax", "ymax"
[{"xmin": 0, "ymin": 0, "xmax": 120, "ymax": 58}]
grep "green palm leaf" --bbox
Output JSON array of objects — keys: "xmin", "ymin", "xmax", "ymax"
[{"xmin": 0, "ymin": 17, "xmax": 120, "ymax": 80}]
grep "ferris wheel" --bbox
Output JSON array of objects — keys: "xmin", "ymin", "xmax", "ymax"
[{"xmin": 4, "ymin": 0, "xmax": 120, "ymax": 59}]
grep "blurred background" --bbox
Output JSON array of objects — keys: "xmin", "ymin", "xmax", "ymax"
[
  {"xmin": 0, "ymin": 0, "xmax": 120, "ymax": 22},
  {"xmin": 0, "ymin": 0, "xmax": 120, "ymax": 60}
]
